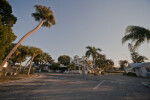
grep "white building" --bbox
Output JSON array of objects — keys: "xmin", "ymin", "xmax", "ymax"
[
  {"xmin": 124, "ymin": 62, "xmax": 150, "ymax": 77},
  {"xmin": 70, "ymin": 55, "xmax": 93, "ymax": 74}
]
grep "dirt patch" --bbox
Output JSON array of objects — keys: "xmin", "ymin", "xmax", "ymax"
[{"xmin": 0, "ymin": 74, "xmax": 37, "ymax": 83}]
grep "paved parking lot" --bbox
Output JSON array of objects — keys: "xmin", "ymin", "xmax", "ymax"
[{"xmin": 0, "ymin": 73, "xmax": 150, "ymax": 100}]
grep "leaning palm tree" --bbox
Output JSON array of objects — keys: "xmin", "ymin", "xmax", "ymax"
[
  {"xmin": 128, "ymin": 43, "xmax": 148, "ymax": 63},
  {"xmin": 85, "ymin": 46, "xmax": 101, "ymax": 73},
  {"xmin": 0, "ymin": 5, "xmax": 55, "ymax": 70},
  {"xmin": 122, "ymin": 25, "xmax": 150, "ymax": 50}
]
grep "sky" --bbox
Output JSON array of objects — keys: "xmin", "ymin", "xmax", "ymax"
[{"xmin": 8, "ymin": 0, "xmax": 150, "ymax": 66}]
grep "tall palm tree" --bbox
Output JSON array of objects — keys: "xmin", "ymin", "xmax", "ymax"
[
  {"xmin": 85, "ymin": 46, "xmax": 101, "ymax": 72},
  {"xmin": 122, "ymin": 25, "xmax": 150, "ymax": 50},
  {"xmin": 0, "ymin": 5, "xmax": 55, "ymax": 70}
]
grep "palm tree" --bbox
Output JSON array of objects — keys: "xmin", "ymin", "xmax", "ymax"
[
  {"xmin": 85, "ymin": 46, "xmax": 101, "ymax": 72},
  {"xmin": 122, "ymin": 25, "xmax": 150, "ymax": 50},
  {"xmin": 119, "ymin": 60, "xmax": 128, "ymax": 70},
  {"xmin": 28, "ymin": 47, "xmax": 43, "ymax": 76},
  {"xmin": 128, "ymin": 43, "xmax": 148, "ymax": 63},
  {"xmin": 0, "ymin": 5, "xmax": 55, "ymax": 70}
]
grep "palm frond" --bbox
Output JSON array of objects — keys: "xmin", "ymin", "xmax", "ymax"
[
  {"xmin": 32, "ymin": 5, "xmax": 56, "ymax": 27},
  {"xmin": 48, "ymin": 15, "xmax": 56, "ymax": 25},
  {"xmin": 42, "ymin": 21, "xmax": 51, "ymax": 28},
  {"xmin": 85, "ymin": 51, "xmax": 91, "ymax": 58},
  {"xmin": 32, "ymin": 13, "xmax": 42, "ymax": 21},
  {"xmin": 122, "ymin": 25, "xmax": 150, "ymax": 48},
  {"xmin": 133, "ymin": 39, "xmax": 144, "ymax": 50},
  {"xmin": 96, "ymin": 48, "xmax": 102, "ymax": 52}
]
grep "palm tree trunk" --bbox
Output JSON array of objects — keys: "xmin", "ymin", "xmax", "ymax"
[
  {"xmin": 28, "ymin": 55, "xmax": 35, "ymax": 76},
  {"xmin": 19, "ymin": 60, "xmax": 22, "ymax": 70},
  {"xmin": 0, "ymin": 20, "xmax": 44, "ymax": 71},
  {"xmin": 24, "ymin": 58, "xmax": 31, "ymax": 70},
  {"xmin": 93, "ymin": 58, "xmax": 96, "ymax": 74}
]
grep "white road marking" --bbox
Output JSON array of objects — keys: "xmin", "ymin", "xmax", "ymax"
[{"xmin": 93, "ymin": 80, "xmax": 105, "ymax": 90}]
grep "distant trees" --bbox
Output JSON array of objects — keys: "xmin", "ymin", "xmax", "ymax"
[
  {"xmin": 67, "ymin": 63, "xmax": 76, "ymax": 70},
  {"xmin": 0, "ymin": 5, "xmax": 56, "ymax": 70},
  {"xmin": 50, "ymin": 63, "xmax": 60, "ymax": 70},
  {"xmin": 5, "ymin": 43, "xmax": 53, "ymax": 75},
  {"xmin": 0, "ymin": 0, "xmax": 17, "ymax": 61},
  {"xmin": 33, "ymin": 52, "xmax": 53, "ymax": 65},
  {"xmin": 85, "ymin": 46, "xmax": 101, "ymax": 72},
  {"xmin": 85, "ymin": 46, "xmax": 114, "ymax": 74},
  {"xmin": 122, "ymin": 25, "xmax": 150, "ymax": 50},
  {"xmin": 95, "ymin": 54, "xmax": 114, "ymax": 72},
  {"xmin": 58, "ymin": 55, "xmax": 70, "ymax": 66},
  {"xmin": 119, "ymin": 60, "xmax": 128, "ymax": 70},
  {"xmin": 42, "ymin": 53, "xmax": 53, "ymax": 64}
]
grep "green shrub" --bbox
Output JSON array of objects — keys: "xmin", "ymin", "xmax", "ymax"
[
  {"xmin": 50, "ymin": 63, "xmax": 60, "ymax": 70},
  {"xmin": 101, "ymin": 71, "xmax": 105, "ymax": 75},
  {"xmin": 67, "ymin": 63, "xmax": 76, "ymax": 70}
]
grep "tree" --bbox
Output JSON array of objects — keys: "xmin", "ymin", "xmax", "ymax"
[
  {"xmin": 67, "ymin": 63, "xmax": 76, "ymax": 70},
  {"xmin": 18, "ymin": 45, "xmax": 28, "ymax": 70},
  {"xmin": 122, "ymin": 25, "xmax": 150, "ymax": 49},
  {"xmin": 85, "ymin": 46, "xmax": 101, "ymax": 71},
  {"xmin": 50, "ymin": 63, "xmax": 60, "ymax": 70},
  {"xmin": 119, "ymin": 60, "xmax": 128, "ymax": 70},
  {"xmin": 0, "ymin": 0, "xmax": 17, "ymax": 61},
  {"xmin": 128, "ymin": 43, "xmax": 148, "ymax": 63},
  {"xmin": 33, "ymin": 52, "xmax": 44, "ymax": 65},
  {"xmin": 0, "ymin": 0, "xmax": 17, "ymax": 26},
  {"xmin": 0, "ymin": 5, "xmax": 56, "ymax": 71},
  {"xmin": 42, "ymin": 52, "xmax": 53, "ymax": 64},
  {"xmin": 95, "ymin": 54, "xmax": 106, "ymax": 69},
  {"xmin": 28, "ymin": 46, "xmax": 43, "ymax": 75},
  {"xmin": 58, "ymin": 55, "xmax": 70, "ymax": 66},
  {"xmin": 95, "ymin": 54, "xmax": 114, "ymax": 72},
  {"xmin": 103, "ymin": 59, "xmax": 114, "ymax": 71},
  {"xmin": 9, "ymin": 44, "xmax": 28, "ymax": 70},
  {"xmin": 136, "ymin": 56, "xmax": 148, "ymax": 63}
]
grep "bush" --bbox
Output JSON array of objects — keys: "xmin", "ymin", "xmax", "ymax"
[
  {"xmin": 101, "ymin": 71, "xmax": 105, "ymax": 75},
  {"xmin": 67, "ymin": 63, "xmax": 76, "ymax": 70},
  {"xmin": 127, "ymin": 72, "xmax": 136, "ymax": 76},
  {"xmin": 50, "ymin": 63, "xmax": 60, "ymax": 70}
]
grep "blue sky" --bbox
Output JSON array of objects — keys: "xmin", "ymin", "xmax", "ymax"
[{"xmin": 8, "ymin": 0, "xmax": 150, "ymax": 66}]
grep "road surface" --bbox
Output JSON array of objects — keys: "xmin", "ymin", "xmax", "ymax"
[{"xmin": 0, "ymin": 73, "xmax": 150, "ymax": 100}]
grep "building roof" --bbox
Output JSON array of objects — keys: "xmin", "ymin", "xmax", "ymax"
[{"xmin": 129, "ymin": 62, "xmax": 150, "ymax": 68}]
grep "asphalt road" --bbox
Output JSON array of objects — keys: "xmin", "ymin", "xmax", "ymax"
[{"xmin": 0, "ymin": 73, "xmax": 150, "ymax": 100}]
